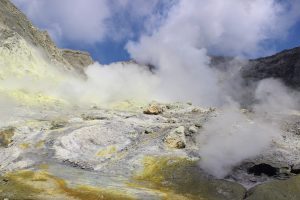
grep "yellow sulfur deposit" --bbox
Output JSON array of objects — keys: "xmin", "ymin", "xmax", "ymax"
[
  {"xmin": 19, "ymin": 143, "xmax": 31, "ymax": 149},
  {"xmin": 110, "ymin": 100, "xmax": 148, "ymax": 112},
  {"xmin": 0, "ymin": 33, "xmax": 69, "ymax": 107},
  {"xmin": 7, "ymin": 89, "xmax": 67, "ymax": 106},
  {"xmin": 131, "ymin": 156, "xmax": 245, "ymax": 200},
  {"xmin": 132, "ymin": 156, "xmax": 204, "ymax": 200},
  {"xmin": 0, "ymin": 170, "xmax": 136, "ymax": 200},
  {"xmin": 97, "ymin": 145, "xmax": 117, "ymax": 157},
  {"xmin": 35, "ymin": 140, "xmax": 45, "ymax": 148},
  {"xmin": 135, "ymin": 156, "xmax": 195, "ymax": 184}
]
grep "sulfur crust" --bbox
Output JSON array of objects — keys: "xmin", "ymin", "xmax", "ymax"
[
  {"xmin": 131, "ymin": 156, "xmax": 205, "ymax": 200},
  {"xmin": 97, "ymin": 145, "xmax": 117, "ymax": 157},
  {"xmin": 0, "ymin": 170, "xmax": 136, "ymax": 200},
  {"xmin": 0, "ymin": 32, "xmax": 69, "ymax": 107}
]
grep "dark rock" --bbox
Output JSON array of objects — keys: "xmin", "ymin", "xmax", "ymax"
[
  {"xmin": 248, "ymin": 163, "xmax": 278, "ymax": 177},
  {"xmin": 209, "ymin": 47, "xmax": 300, "ymax": 106},
  {"xmin": 291, "ymin": 164, "xmax": 300, "ymax": 174},
  {"xmin": 242, "ymin": 47, "xmax": 300, "ymax": 89},
  {"xmin": 210, "ymin": 47, "xmax": 300, "ymax": 89},
  {"xmin": 210, "ymin": 56, "xmax": 236, "ymax": 71}
]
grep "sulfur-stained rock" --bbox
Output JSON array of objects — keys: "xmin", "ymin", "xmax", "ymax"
[
  {"xmin": 143, "ymin": 104, "xmax": 163, "ymax": 115},
  {"xmin": 50, "ymin": 120, "xmax": 68, "ymax": 130},
  {"xmin": 0, "ymin": 170, "xmax": 136, "ymax": 200},
  {"xmin": 164, "ymin": 126, "xmax": 186, "ymax": 149},
  {"xmin": 135, "ymin": 156, "xmax": 246, "ymax": 200},
  {"xmin": 0, "ymin": 127, "xmax": 15, "ymax": 147}
]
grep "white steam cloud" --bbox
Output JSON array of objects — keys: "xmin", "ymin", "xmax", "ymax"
[
  {"xmin": 197, "ymin": 79, "xmax": 300, "ymax": 178},
  {"xmin": 67, "ymin": 62, "xmax": 158, "ymax": 104},
  {"xmin": 254, "ymin": 78, "xmax": 299, "ymax": 115},
  {"xmin": 197, "ymin": 106, "xmax": 281, "ymax": 178},
  {"xmin": 127, "ymin": 0, "xmax": 300, "ymax": 59}
]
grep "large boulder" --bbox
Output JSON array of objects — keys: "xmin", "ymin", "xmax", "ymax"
[
  {"xmin": 143, "ymin": 103, "xmax": 163, "ymax": 115},
  {"xmin": 246, "ymin": 175, "xmax": 300, "ymax": 200},
  {"xmin": 164, "ymin": 126, "xmax": 186, "ymax": 149}
]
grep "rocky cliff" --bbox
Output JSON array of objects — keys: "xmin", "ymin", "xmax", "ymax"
[
  {"xmin": 0, "ymin": 0, "xmax": 93, "ymax": 73},
  {"xmin": 242, "ymin": 47, "xmax": 300, "ymax": 89},
  {"xmin": 210, "ymin": 47, "xmax": 300, "ymax": 89}
]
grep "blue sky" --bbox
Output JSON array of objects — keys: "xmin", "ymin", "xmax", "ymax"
[
  {"xmin": 50, "ymin": 20, "xmax": 300, "ymax": 65},
  {"xmin": 65, "ymin": 19, "xmax": 300, "ymax": 64},
  {"xmin": 62, "ymin": 33, "xmax": 131, "ymax": 64},
  {"xmin": 12, "ymin": 0, "xmax": 300, "ymax": 64},
  {"xmin": 273, "ymin": 21, "xmax": 300, "ymax": 51}
]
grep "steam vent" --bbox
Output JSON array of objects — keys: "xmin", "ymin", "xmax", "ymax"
[{"xmin": 1, "ymin": 0, "xmax": 300, "ymax": 199}]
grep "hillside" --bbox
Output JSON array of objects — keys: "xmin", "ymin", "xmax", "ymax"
[{"xmin": 0, "ymin": 0, "xmax": 93, "ymax": 73}]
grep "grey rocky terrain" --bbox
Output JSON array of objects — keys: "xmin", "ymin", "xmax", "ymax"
[
  {"xmin": 1, "ymin": 0, "xmax": 300, "ymax": 199},
  {"xmin": 1, "ymin": 102, "xmax": 300, "ymax": 200}
]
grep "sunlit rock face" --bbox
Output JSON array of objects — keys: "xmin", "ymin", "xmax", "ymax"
[
  {"xmin": 0, "ymin": 26, "xmax": 70, "ymax": 107},
  {"xmin": 0, "ymin": 0, "xmax": 89, "ymax": 108},
  {"xmin": 0, "ymin": 0, "xmax": 94, "ymax": 71}
]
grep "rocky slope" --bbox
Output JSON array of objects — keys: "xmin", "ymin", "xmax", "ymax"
[
  {"xmin": 0, "ymin": 0, "xmax": 93, "ymax": 73},
  {"xmin": 242, "ymin": 47, "xmax": 300, "ymax": 89},
  {"xmin": 210, "ymin": 47, "xmax": 300, "ymax": 89}
]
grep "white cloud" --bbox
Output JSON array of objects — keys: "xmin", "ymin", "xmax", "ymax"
[
  {"xmin": 12, "ymin": 0, "xmax": 171, "ymax": 45},
  {"xmin": 12, "ymin": 0, "xmax": 300, "ymax": 50},
  {"xmin": 12, "ymin": 0, "xmax": 110, "ymax": 44},
  {"xmin": 127, "ymin": 0, "xmax": 300, "ymax": 59}
]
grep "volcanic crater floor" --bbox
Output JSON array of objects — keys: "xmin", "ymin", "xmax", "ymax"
[{"xmin": 1, "ymin": 102, "xmax": 300, "ymax": 200}]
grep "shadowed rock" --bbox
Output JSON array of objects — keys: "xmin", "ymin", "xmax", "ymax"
[
  {"xmin": 245, "ymin": 175, "xmax": 300, "ymax": 200},
  {"xmin": 210, "ymin": 47, "xmax": 300, "ymax": 89},
  {"xmin": 242, "ymin": 47, "xmax": 300, "ymax": 89}
]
